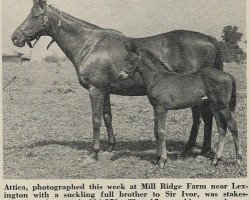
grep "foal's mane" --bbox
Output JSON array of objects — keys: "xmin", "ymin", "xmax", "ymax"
[{"xmin": 140, "ymin": 49, "xmax": 176, "ymax": 73}]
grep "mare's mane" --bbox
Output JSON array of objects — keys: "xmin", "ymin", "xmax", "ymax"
[{"xmin": 49, "ymin": 5, "xmax": 121, "ymax": 33}]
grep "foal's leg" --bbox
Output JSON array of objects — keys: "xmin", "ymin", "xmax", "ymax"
[
  {"xmin": 153, "ymin": 106, "xmax": 160, "ymax": 161},
  {"xmin": 183, "ymin": 106, "xmax": 201, "ymax": 154},
  {"xmin": 211, "ymin": 108, "xmax": 227, "ymax": 165},
  {"xmin": 89, "ymin": 86, "xmax": 105, "ymax": 161},
  {"xmin": 220, "ymin": 108, "xmax": 242, "ymax": 163},
  {"xmin": 102, "ymin": 93, "xmax": 116, "ymax": 151},
  {"xmin": 154, "ymin": 105, "xmax": 167, "ymax": 168},
  {"xmin": 201, "ymin": 104, "xmax": 213, "ymax": 155}
]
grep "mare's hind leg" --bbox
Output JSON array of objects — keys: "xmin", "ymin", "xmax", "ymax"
[
  {"xmin": 220, "ymin": 109, "xmax": 242, "ymax": 163},
  {"xmin": 201, "ymin": 103, "xmax": 213, "ymax": 155},
  {"xmin": 102, "ymin": 93, "xmax": 116, "ymax": 151},
  {"xmin": 211, "ymin": 108, "xmax": 227, "ymax": 165},
  {"xmin": 153, "ymin": 105, "xmax": 167, "ymax": 168},
  {"xmin": 183, "ymin": 106, "xmax": 201, "ymax": 155}
]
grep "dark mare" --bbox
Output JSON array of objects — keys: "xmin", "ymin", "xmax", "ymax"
[
  {"xmin": 119, "ymin": 41, "xmax": 242, "ymax": 167},
  {"xmin": 12, "ymin": 0, "xmax": 223, "ymax": 161}
]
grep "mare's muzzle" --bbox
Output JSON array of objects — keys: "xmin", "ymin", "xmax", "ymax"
[
  {"xmin": 11, "ymin": 29, "xmax": 35, "ymax": 48},
  {"xmin": 11, "ymin": 29, "xmax": 27, "ymax": 47}
]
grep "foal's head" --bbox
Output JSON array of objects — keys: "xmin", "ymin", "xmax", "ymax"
[{"xmin": 119, "ymin": 41, "xmax": 141, "ymax": 80}]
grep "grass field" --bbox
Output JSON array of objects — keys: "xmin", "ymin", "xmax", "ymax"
[{"xmin": 2, "ymin": 58, "xmax": 247, "ymax": 179}]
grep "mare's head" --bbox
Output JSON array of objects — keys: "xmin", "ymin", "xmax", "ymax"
[
  {"xmin": 12, "ymin": 0, "xmax": 54, "ymax": 48},
  {"xmin": 119, "ymin": 41, "xmax": 141, "ymax": 80}
]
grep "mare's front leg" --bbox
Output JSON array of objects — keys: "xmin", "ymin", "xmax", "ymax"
[
  {"xmin": 154, "ymin": 105, "xmax": 167, "ymax": 168},
  {"xmin": 102, "ymin": 93, "xmax": 116, "ymax": 151},
  {"xmin": 89, "ymin": 86, "xmax": 105, "ymax": 161}
]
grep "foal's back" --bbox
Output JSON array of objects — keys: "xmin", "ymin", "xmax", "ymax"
[{"xmin": 149, "ymin": 68, "xmax": 232, "ymax": 109}]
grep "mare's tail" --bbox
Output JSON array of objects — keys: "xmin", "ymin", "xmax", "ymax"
[
  {"xmin": 208, "ymin": 36, "xmax": 224, "ymax": 71},
  {"xmin": 229, "ymin": 75, "xmax": 237, "ymax": 112},
  {"xmin": 214, "ymin": 46, "xmax": 224, "ymax": 71}
]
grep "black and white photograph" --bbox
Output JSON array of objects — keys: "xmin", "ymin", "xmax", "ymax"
[{"xmin": 1, "ymin": 0, "xmax": 247, "ymax": 181}]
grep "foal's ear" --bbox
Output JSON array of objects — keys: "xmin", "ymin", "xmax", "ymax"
[{"xmin": 124, "ymin": 41, "xmax": 139, "ymax": 55}]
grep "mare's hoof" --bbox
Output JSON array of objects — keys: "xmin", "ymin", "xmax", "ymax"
[
  {"xmin": 200, "ymin": 148, "xmax": 213, "ymax": 157},
  {"xmin": 181, "ymin": 150, "xmax": 190, "ymax": 158},
  {"xmin": 107, "ymin": 143, "xmax": 115, "ymax": 152},
  {"xmin": 153, "ymin": 156, "xmax": 161, "ymax": 164},
  {"xmin": 212, "ymin": 157, "xmax": 221, "ymax": 166},
  {"xmin": 181, "ymin": 144, "xmax": 195, "ymax": 157}
]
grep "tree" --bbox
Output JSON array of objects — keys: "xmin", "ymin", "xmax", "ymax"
[{"xmin": 220, "ymin": 25, "xmax": 246, "ymax": 63}]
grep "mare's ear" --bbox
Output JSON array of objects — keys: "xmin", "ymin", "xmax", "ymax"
[
  {"xmin": 32, "ymin": 0, "xmax": 45, "ymax": 16},
  {"xmin": 124, "ymin": 41, "xmax": 139, "ymax": 55},
  {"xmin": 38, "ymin": 0, "xmax": 47, "ymax": 10}
]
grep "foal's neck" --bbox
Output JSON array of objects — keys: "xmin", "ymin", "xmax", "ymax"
[{"xmin": 138, "ymin": 54, "xmax": 163, "ymax": 89}]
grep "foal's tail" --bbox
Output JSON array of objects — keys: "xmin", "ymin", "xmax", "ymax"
[{"xmin": 229, "ymin": 75, "xmax": 237, "ymax": 112}]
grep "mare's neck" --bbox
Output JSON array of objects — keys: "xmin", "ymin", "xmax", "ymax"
[{"xmin": 47, "ymin": 7, "xmax": 102, "ymax": 66}]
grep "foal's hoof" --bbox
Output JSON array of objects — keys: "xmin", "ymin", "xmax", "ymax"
[
  {"xmin": 236, "ymin": 159, "xmax": 242, "ymax": 165},
  {"xmin": 156, "ymin": 157, "xmax": 167, "ymax": 169},
  {"xmin": 236, "ymin": 154, "xmax": 243, "ymax": 165},
  {"xmin": 158, "ymin": 161, "xmax": 166, "ymax": 169}
]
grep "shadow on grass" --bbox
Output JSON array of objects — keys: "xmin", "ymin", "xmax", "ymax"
[
  {"xmin": 22, "ymin": 138, "xmax": 187, "ymax": 150},
  {"xmin": 25, "ymin": 139, "xmax": 93, "ymax": 151},
  {"xmin": 109, "ymin": 139, "xmax": 203, "ymax": 163},
  {"xmin": 11, "ymin": 138, "xmax": 203, "ymax": 163}
]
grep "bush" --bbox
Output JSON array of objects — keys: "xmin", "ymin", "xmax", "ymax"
[
  {"xmin": 220, "ymin": 26, "xmax": 246, "ymax": 64},
  {"xmin": 44, "ymin": 55, "xmax": 60, "ymax": 63}
]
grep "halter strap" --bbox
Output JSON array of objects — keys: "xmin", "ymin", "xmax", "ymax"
[
  {"xmin": 47, "ymin": 8, "xmax": 62, "ymax": 50},
  {"xmin": 17, "ymin": 5, "xmax": 62, "ymax": 49}
]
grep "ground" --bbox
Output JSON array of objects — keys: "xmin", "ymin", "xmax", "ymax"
[{"xmin": 2, "ymin": 58, "xmax": 247, "ymax": 179}]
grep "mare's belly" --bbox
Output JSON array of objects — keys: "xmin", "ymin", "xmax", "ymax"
[{"xmin": 109, "ymin": 73, "xmax": 147, "ymax": 96}]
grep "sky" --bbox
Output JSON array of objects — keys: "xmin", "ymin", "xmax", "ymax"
[{"xmin": 2, "ymin": 0, "xmax": 246, "ymax": 60}]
